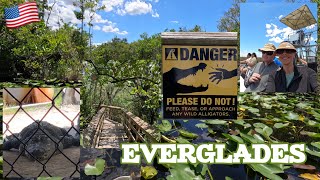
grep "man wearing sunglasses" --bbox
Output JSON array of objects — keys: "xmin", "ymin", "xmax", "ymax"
[
  {"xmin": 266, "ymin": 42, "xmax": 319, "ymax": 92},
  {"xmin": 244, "ymin": 43, "xmax": 279, "ymax": 92}
]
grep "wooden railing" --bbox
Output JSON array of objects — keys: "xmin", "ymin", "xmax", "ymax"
[{"xmin": 82, "ymin": 105, "xmax": 160, "ymax": 148}]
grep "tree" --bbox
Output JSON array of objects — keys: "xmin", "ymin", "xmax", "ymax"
[{"xmin": 217, "ymin": 0, "xmax": 246, "ymax": 32}]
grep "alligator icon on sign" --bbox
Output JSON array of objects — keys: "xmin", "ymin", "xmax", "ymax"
[{"xmin": 165, "ymin": 48, "xmax": 178, "ymax": 60}]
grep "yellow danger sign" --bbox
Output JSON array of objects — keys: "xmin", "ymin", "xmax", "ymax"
[{"xmin": 162, "ymin": 46, "xmax": 238, "ymax": 96}]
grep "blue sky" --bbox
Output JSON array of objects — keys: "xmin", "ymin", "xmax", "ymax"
[
  {"xmin": 44, "ymin": 0, "xmax": 234, "ymax": 44},
  {"xmin": 240, "ymin": 2, "xmax": 317, "ymax": 57},
  {"xmin": 90, "ymin": 0, "xmax": 235, "ymax": 43},
  {"xmin": 43, "ymin": 0, "xmax": 317, "ymax": 52}
]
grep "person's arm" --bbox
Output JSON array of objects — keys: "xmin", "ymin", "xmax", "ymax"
[
  {"xmin": 244, "ymin": 63, "xmax": 258, "ymax": 87},
  {"xmin": 308, "ymin": 68, "xmax": 319, "ymax": 93},
  {"xmin": 240, "ymin": 58, "xmax": 250, "ymax": 64},
  {"xmin": 244, "ymin": 72, "xmax": 252, "ymax": 87},
  {"xmin": 265, "ymin": 73, "xmax": 276, "ymax": 92},
  {"xmin": 298, "ymin": 58, "xmax": 308, "ymax": 65}
]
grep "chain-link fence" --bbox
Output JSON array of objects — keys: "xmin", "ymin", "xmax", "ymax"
[{"xmin": 3, "ymin": 88, "xmax": 80, "ymax": 178}]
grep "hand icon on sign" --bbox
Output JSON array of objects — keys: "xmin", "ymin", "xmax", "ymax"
[{"xmin": 209, "ymin": 68, "xmax": 237, "ymax": 84}]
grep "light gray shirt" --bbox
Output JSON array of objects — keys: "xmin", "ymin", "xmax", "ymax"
[{"xmin": 244, "ymin": 61, "xmax": 279, "ymax": 92}]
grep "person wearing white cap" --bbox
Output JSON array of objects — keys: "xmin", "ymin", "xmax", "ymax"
[
  {"xmin": 244, "ymin": 43, "xmax": 279, "ymax": 92},
  {"xmin": 266, "ymin": 42, "xmax": 319, "ymax": 92}
]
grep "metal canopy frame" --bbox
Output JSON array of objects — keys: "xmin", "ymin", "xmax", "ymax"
[
  {"xmin": 280, "ymin": 4, "xmax": 317, "ymax": 65},
  {"xmin": 280, "ymin": 4, "xmax": 316, "ymax": 30}
]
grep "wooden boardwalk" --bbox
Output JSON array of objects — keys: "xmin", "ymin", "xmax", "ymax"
[
  {"xmin": 83, "ymin": 106, "xmax": 160, "ymax": 148},
  {"xmin": 96, "ymin": 118, "xmax": 128, "ymax": 148}
]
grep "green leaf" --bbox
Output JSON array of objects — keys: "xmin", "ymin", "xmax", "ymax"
[
  {"xmin": 310, "ymin": 142, "xmax": 320, "ymax": 149},
  {"xmin": 225, "ymin": 176, "xmax": 233, "ymax": 180},
  {"xmin": 157, "ymin": 120, "xmax": 172, "ymax": 132},
  {"xmin": 200, "ymin": 120, "xmax": 228, "ymax": 125},
  {"xmin": 178, "ymin": 130, "xmax": 198, "ymax": 139},
  {"xmin": 296, "ymin": 102, "xmax": 311, "ymax": 109},
  {"xmin": 195, "ymin": 123, "xmax": 208, "ymax": 129},
  {"xmin": 195, "ymin": 164, "xmax": 209, "ymax": 176},
  {"xmin": 207, "ymin": 128, "xmax": 216, "ymax": 135},
  {"xmin": 166, "ymin": 164, "xmax": 204, "ymax": 180},
  {"xmin": 300, "ymin": 131, "xmax": 320, "ymax": 138},
  {"xmin": 141, "ymin": 166, "xmax": 158, "ymax": 179},
  {"xmin": 234, "ymin": 120, "xmax": 251, "ymax": 128},
  {"xmin": 274, "ymin": 122, "xmax": 289, "ymax": 129},
  {"xmin": 84, "ymin": 158, "xmax": 105, "ymax": 176},
  {"xmin": 285, "ymin": 112, "xmax": 299, "ymax": 120},
  {"xmin": 249, "ymin": 164, "xmax": 283, "ymax": 180},
  {"xmin": 248, "ymin": 107, "xmax": 259, "ymax": 114},
  {"xmin": 175, "ymin": 137, "xmax": 191, "ymax": 144},
  {"xmin": 253, "ymin": 123, "xmax": 273, "ymax": 138},
  {"xmin": 222, "ymin": 133, "xmax": 244, "ymax": 143},
  {"xmin": 240, "ymin": 133, "xmax": 264, "ymax": 143},
  {"xmin": 306, "ymin": 145, "xmax": 320, "ymax": 157}
]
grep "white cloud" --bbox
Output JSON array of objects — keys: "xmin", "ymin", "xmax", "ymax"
[
  {"xmin": 102, "ymin": 0, "xmax": 124, "ymax": 12},
  {"xmin": 93, "ymin": 25, "xmax": 101, "ymax": 30},
  {"xmin": 124, "ymin": 0, "xmax": 153, "ymax": 15},
  {"xmin": 268, "ymin": 37, "xmax": 283, "ymax": 43},
  {"xmin": 44, "ymin": 2, "xmax": 79, "ymax": 30},
  {"xmin": 102, "ymin": 25, "xmax": 128, "ymax": 35},
  {"xmin": 101, "ymin": 0, "xmax": 159, "ymax": 17},
  {"xmin": 170, "ymin": 20, "xmax": 179, "ymax": 24},
  {"xmin": 152, "ymin": 10, "xmax": 159, "ymax": 18},
  {"xmin": 266, "ymin": 24, "xmax": 271, "ymax": 29},
  {"xmin": 240, "ymin": 49, "xmax": 252, "ymax": 58},
  {"xmin": 45, "ymin": 1, "xmax": 128, "ymax": 35},
  {"xmin": 278, "ymin": 15, "xmax": 283, "ymax": 19},
  {"xmin": 83, "ymin": 10, "xmax": 111, "ymax": 24},
  {"xmin": 265, "ymin": 23, "xmax": 295, "ymax": 43},
  {"xmin": 306, "ymin": 24, "xmax": 316, "ymax": 30}
]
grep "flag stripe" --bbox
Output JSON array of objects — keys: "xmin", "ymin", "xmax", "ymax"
[
  {"xmin": 6, "ymin": 19, "xmax": 40, "ymax": 28},
  {"xmin": 6, "ymin": 14, "xmax": 40, "ymax": 24},
  {"xmin": 5, "ymin": 2, "xmax": 40, "ymax": 29},
  {"xmin": 18, "ymin": 2, "xmax": 37, "ymax": 9},
  {"xmin": 19, "ymin": 8, "xmax": 39, "ymax": 16},
  {"xmin": 6, "ymin": 13, "xmax": 39, "ymax": 23}
]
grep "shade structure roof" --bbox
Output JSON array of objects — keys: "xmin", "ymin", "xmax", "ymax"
[{"xmin": 280, "ymin": 4, "xmax": 316, "ymax": 30}]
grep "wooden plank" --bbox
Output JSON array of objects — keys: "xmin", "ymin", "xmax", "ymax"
[
  {"xmin": 161, "ymin": 32, "xmax": 237, "ymax": 46},
  {"xmin": 127, "ymin": 122, "xmax": 145, "ymax": 142},
  {"xmin": 123, "ymin": 123, "xmax": 135, "ymax": 142}
]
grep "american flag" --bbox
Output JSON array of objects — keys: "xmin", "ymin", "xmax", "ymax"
[{"xmin": 4, "ymin": 2, "xmax": 40, "ymax": 29}]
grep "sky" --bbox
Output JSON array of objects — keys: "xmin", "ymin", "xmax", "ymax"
[
  {"xmin": 44, "ymin": 0, "xmax": 234, "ymax": 44},
  {"xmin": 240, "ymin": 2, "xmax": 317, "ymax": 57}
]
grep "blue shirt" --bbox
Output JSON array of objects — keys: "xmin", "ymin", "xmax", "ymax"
[{"xmin": 273, "ymin": 57, "xmax": 282, "ymax": 67}]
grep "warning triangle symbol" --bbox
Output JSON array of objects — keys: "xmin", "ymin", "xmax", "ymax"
[{"xmin": 166, "ymin": 49, "xmax": 177, "ymax": 60}]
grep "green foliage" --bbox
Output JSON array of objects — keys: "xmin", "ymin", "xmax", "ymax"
[
  {"xmin": 157, "ymin": 120, "xmax": 172, "ymax": 132},
  {"xmin": 178, "ymin": 129, "xmax": 199, "ymax": 139},
  {"xmin": 84, "ymin": 158, "xmax": 105, "ymax": 176},
  {"xmin": 141, "ymin": 166, "xmax": 158, "ymax": 179},
  {"xmin": 166, "ymin": 164, "xmax": 204, "ymax": 180},
  {"xmin": 0, "ymin": 0, "xmax": 89, "ymax": 81},
  {"xmin": 82, "ymin": 33, "xmax": 162, "ymax": 125}
]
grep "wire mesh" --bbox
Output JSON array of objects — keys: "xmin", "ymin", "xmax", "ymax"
[{"xmin": 3, "ymin": 88, "xmax": 80, "ymax": 178}]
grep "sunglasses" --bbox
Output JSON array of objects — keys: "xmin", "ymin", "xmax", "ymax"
[
  {"xmin": 276, "ymin": 49, "xmax": 296, "ymax": 54},
  {"xmin": 262, "ymin": 51, "xmax": 274, "ymax": 55}
]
